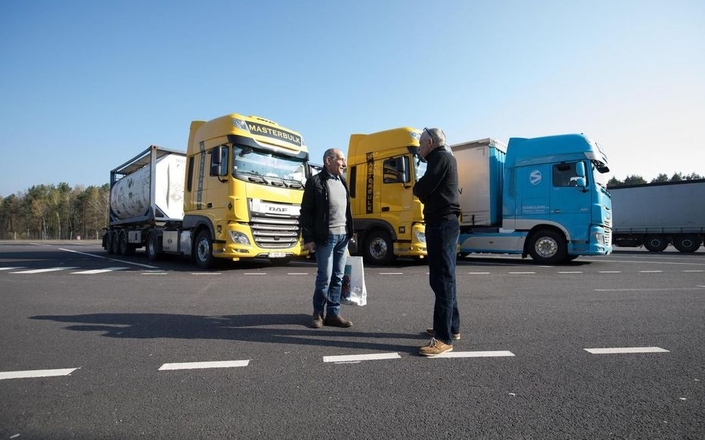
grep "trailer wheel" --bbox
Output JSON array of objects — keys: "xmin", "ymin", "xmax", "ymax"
[
  {"xmin": 673, "ymin": 234, "xmax": 701, "ymax": 253},
  {"xmin": 105, "ymin": 232, "xmax": 114, "ymax": 254},
  {"xmin": 364, "ymin": 230, "xmax": 396, "ymax": 266},
  {"xmin": 527, "ymin": 229, "xmax": 567, "ymax": 265},
  {"xmin": 643, "ymin": 235, "xmax": 668, "ymax": 252},
  {"xmin": 194, "ymin": 230, "xmax": 215, "ymax": 269},
  {"xmin": 146, "ymin": 232, "xmax": 161, "ymax": 261},
  {"xmin": 111, "ymin": 232, "xmax": 119, "ymax": 256},
  {"xmin": 118, "ymin": 231, "xmax": 130, "ymax": 256}
]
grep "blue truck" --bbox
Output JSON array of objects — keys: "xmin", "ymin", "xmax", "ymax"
[{"xmin": 451, "ymin": 134, "xmax": 612, "ymax": 264}]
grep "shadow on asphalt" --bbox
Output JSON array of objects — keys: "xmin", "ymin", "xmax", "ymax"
[{"xmin": 30, "ymin": 312, "xmax": 424, "ymax": 354}]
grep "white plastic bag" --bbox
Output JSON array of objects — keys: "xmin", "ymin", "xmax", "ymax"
[{"xmin": 341, "ymin": 256, "xmax": 367, "ymax": 306}]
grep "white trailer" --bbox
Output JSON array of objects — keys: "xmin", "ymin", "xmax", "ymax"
[
  {"xmin": 103, "ymin": 145, "xmax": 187, "ymax": 257},
  {"xmin": 610, "ymin": 180, "xmax": 705, "ymax": 252}
]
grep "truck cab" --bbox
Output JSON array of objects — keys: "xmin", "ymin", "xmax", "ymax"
[{"xmin": 346, "ymin": 127, "xmax": 427, "ymax": 264}]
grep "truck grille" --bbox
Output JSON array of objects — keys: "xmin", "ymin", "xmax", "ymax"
[{"xmin": 250, "ymin": 215, "xmax": 300, "ymax": 249}]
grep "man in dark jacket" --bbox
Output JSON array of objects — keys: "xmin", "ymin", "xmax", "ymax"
[
  {"xmin": 300, "ymin": 148, "xmax": 355, "ymax": 329},
  {"xmin": 413, "ymin": 128, "xmax": 461, "ymax": 356}
]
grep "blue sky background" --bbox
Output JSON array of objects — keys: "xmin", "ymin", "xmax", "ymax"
[{"xmin": 1, "ymin": 0, "xmax": 703, "ymax": 196}]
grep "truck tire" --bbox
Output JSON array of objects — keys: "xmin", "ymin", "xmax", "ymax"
[
  {"xmin": 673, "ymin": 234, "xmax": 701, "ymax": 253},
  {"xmin": 146, "ymin": 232, "xmax": 161, "ymax": 261},
  {"xmin": 643, "ymin": 235, "xmax": 668, "ymax": 252},
  {"xmin": 111, "ymin": 232, "xmax": 119, "ymax": 256},
  {"xmin": 527, "ymin": 229, "xmax": 567, "ymax": 265},
  {"xmin": 364, "ymin": 230, "xmax": 396, "ymax": 265},
  {"xmin": 105, "ymin": 232, "xmax": 115, "ymax": 254},
  {"xmin": 118, "ymin": 231, "xmax": 129, "ymax": 256},
  {"xmin": 194, "ymin": 230, "xmax": 215, "ymax": 269}
]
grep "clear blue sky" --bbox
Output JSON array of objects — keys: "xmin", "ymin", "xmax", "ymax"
[{"xmin": 1, "ymin": 0, "xmax": 703, "ymax": 196}]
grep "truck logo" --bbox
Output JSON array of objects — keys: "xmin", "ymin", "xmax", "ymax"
[
  {"xmin": 530, "ymin": 170, "xmax": 542, "ymax": 185},
  {"xmin": 268, "ymin": 207, "xmax": 287, "ymax": 213}
]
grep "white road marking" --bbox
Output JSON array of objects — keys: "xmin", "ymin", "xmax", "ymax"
[
  {"xmin": 468, "ymin": 272, "xmax": 491, "ymax": 275},
  {"xmin": 639, "ymin": 270, "xmax": 663, "ymax": 273},
  {"xmin": 59, "ymin": 248, "xmax": 158, "ymax": 269},
  {"xmin": 584, "ymin": 347, "xmax": 669, "ymax": 354},
  {"xmin": 509, "ymin": 271, "xmax": 536, "ymax": 275},
  {"xmin": 0, "ymin": 267, "xmax": 25, "ymax": 271},
  {"xmin": 323, "ymin": 353, "xmax": 401, "ymax": 363},
  {"xmin": 598, "ymin": 270, "xmax": 622, "ymax": 273},
  {"xmin": 682, "ymin": 270, "xmax": 704, "ymax": 273},
  {"xmin": 558, "ymin": 271, "xmax": 583, "ymax": 274},
  {"xmin": 10, "ymin": 267, "xmax": 78, "ymax": 274},
  {"xmin": 142, "ymin": 272, "xmax": 167, "ymax": 275},
  {"xmin": 0, "ymin": 368, "xmax": 78, "ymax": 380},
  {"xmin": 244, "ymin": 273, "xmax": 267, "ymax": 275},
  {"xmin": 432, "ymin": 350, "xmax": 515, "ymax": 359},
  {"xmin": 158, "ymin": 360, "xmax": 250, "ymax": 371},
  {"xmin": 380, "ymin": 272, "xmax": 404, "ymax": 275},
  {"xmin": 190, "ymin": 272, "xmax": 222, "ymax": 276},
  {"xmin": 595, "ymin": 287, "xmax": 705, "ymax": 292},
  {"xmin": 71, "ymin": 267, "xmax": 129, "ymax": 275},
  {"xmin": 287, "ymin": 272, "xmax": 309, "ymax": 275}
]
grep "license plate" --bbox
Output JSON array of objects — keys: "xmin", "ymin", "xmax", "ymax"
[{"xmin": 268, "ymin": 252, "xmax": 286, "ymax": 258}]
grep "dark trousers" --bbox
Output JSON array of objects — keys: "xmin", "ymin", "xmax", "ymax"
[{"xmin": 426, "ymin": 216, "xmax": 460, "ymax": 344}]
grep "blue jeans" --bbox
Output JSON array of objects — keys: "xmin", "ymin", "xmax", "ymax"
[
  {"xmin": 313, "ymin": 234, "xmax": 350, "ymax": 317},
  {"xmin": 426, "ymin": 216, "xmax": 460, "ymax": 344}
]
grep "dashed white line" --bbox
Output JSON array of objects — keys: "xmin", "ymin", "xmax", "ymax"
[
  {"xmin": 287, "ymin": 272, "xmax": 309, "ymax": 276},
  {"xmin": 432, "ymin": 350, "xmax": 516, "ymax": 359},
  {"xmin": 323, "ymin": 353, "xmax": 401, "ymax": 363},
  {"xmin": 10, "ymin": 267, "xmax": 78, "ymax": 274},
  {"xmin": 468, "ymin": 272, "xmax": 491, "ymax": 275},
  {"xmin": 0, "ymin": 267, "xmax": 25, "ymax": 271},
  {"xmin": 558, "ymin": 271, "xmax": 583, "ymax": 274},
  {"xmin": 0, "ymin": 368, "xmax": 79, "ymax": 380},
  {"xmin": 244, "ymin": 273, "xmax": 267, "ymax": 276},
  {"xmin": 595, "ymin": 287, "xmax": 705, "ymax": 292},
  {"xmin": 59, "ymin": 248, "xmax": 158, "ymax": 269},
  {"xmin": 509, "ymin": 271, "xmax": 536, "ymax": 275},
  {"xmin": 142, "ymin": 272, "xmax": 167, "ymax": 276},
  {"xmin": 682, "ymin": 270, "xmax": 704, "ymax": 273},
  {"xmin": 639, "ymin": 270, "xmax": 663, "ymax": 273},
  {"xmin": 585, "ymin": 347, "xmax": 669, "ymax": 355},
  {"xmin": 380, "ymin": 272, "xmax": 404, "ymax": 275},
  {"xmin": 71, "ymin": 267, "xmax": 129, "ymax": 275},
  {"xmin": 190, "ymin": 272, "xmax": 222, "ymax": 276},
  {"xmin": 598, "ymin": 271, "xmax": 622, "ymax": 274},
  {"xmin": 158, "ymin": 360, "xmax": 250, "ymax": 371}
]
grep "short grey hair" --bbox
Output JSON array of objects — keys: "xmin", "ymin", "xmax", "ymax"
[
  {"xmin": 423, "ymin": 128, "xmax": 446, "ymax": 147},
  {"xmin": 323, "ymin": 148, "xmax": 342, "ymax": 162}
]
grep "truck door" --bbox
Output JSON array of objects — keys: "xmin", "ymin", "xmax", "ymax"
[
  {"xmin": 380, "ymin": 155, "xmax": 413, "ymax": 237},
  {"xmin": 550, "ymin": 161, "xmax": 590, "ymax": 241}
]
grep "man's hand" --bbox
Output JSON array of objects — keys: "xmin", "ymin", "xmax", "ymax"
[{"xmin": 304, "ymin": 242, "xmax": 316, "ymax": 252}]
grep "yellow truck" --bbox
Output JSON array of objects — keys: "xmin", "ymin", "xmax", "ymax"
[
  {"xmin": 103, "ymin": 113, "xmax": 310, "ymax": 268},
  {"xmin": 346, "ymin": 127, "xmax": 427, "ymax": 264}
]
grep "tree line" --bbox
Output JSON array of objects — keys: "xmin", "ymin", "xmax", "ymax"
[
  {"xmin": 1, "ymin": 171, "xmax": 702, "ymax": 240},
  {"xmin": 607, "ymin": 172, "xmax": 703, "ymax": 187},
  {"xmin": 0, "ymin": 183, "xmax": 109, "ymax": 240}
]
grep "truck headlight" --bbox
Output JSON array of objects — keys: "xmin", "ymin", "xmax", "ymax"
[
  {"xmin": 414, "ymin": 230, "xmax": 426, "ymax": 244},
  {"xmin": 593, "ymin": 232, "xmax": 605, "ymax": 245},
  {"xmin": 229, "ymin": 231, "xmax": 250, "ymax": 245}
]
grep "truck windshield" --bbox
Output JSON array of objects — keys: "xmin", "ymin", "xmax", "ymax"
[
  {"xmin": 232, "ymin": 145, "xmax": 307, "ymax": 188},
  {"xmin": 414, "ymin": 156, "xmax": 427, "ymax": 182},
  {"xmin": 592, "ymin": 161, "xmax": 610, "ymax": 188}
]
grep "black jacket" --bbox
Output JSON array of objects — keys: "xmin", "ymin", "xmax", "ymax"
[
  {"xmin": 300, "ymin": 171, "xmax": 354, "ymax": 245},
  {"xmin": 413, "ymin": 146, "xmax": 461, "ymax": 223}
]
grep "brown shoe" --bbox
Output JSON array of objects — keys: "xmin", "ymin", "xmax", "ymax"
[
  {"xmin": 310, "ymin": 312, "xmax": 323, "ymax": 329},
  {"xmin": 419, "ymin": 338, "xmax": 453, "ymax": 357},
  {"xmin": 426, "ymin": 328, "xmax": 461, "ymax": 340},
  {"xmin": 324, "ymin": 314, "xmax": 353, "ymax": 328}
]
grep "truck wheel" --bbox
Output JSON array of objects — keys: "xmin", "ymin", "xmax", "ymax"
[
  {"xmin": 146, "ymin": 232, "xmax": 161, "ymax": 261},
  {"xmin": 111, "ymin": 232, "xmax": 120, "ymax": 256},
  {"xmin": 105, "ymin": 232, "xmax": 114, "ymax": 254},
  {"xmin": 118, "ymin": 231, "xmax": 129, "ymax": 256},
  {"xmin": 364, "ymin": 230, "xmax": 396, "ymax": 265},
  {"xmin": 194, "ymin": 230, "xmax": 215, "ymax": 269},
  {"xmin": 527, "ymin": 229, "xmax": 567, "ymax": 265},
  {"xmin": 673, "ymin": 234, "xmax": 701, "ymax": 253},
  {"xmin": 643, "ymin": 235, "xmax": 668, "ymax": 252}
]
